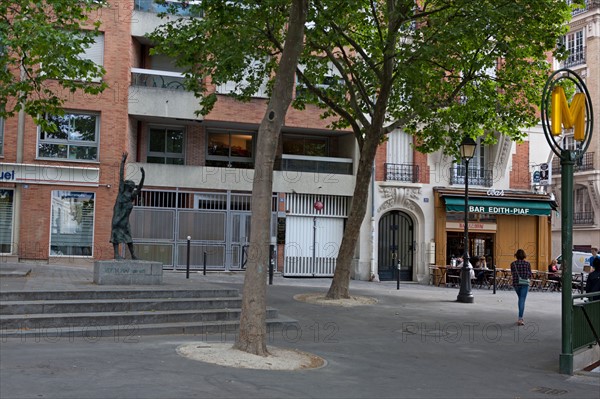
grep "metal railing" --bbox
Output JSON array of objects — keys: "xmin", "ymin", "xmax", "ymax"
[
  {"xmin": 564, "ymin": 49, "xmax": 586, "ymax": 68},
  {"xmin": 275, "ymin": 154, "xmax": 353, "ymax": 175},
  {"xmin": 134, "ymin": 0, "xmax": 203, "ymax": 17},
  {"xmin": 572, "ymin": 293, "xmax": 600, "ymax": 352},
  {"xmin": 574, "ymin": 211, "xmax": 595, "ymax": 225},
  {"xmin": 571, "ymin": 0, "xmax": 600, "ymax": 15},
  {"xmin": 384, "ymin": 163, "xmax": 420, "ymax": 183},
  {"xmin": 552, "ymin": 152, "xmax": 595, "ymax": 175},
  {"xmin": 449, "ymin": 165, "xmax": 493, "ymax": 187},
  {"xmin": 131, "ymin": 68, "xmax": 186, "ymax": 91}
]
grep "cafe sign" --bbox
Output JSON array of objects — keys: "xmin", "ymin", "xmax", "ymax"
[{"xmin": 444, "ymin": 197, "xmax": 552, "ymax": 216}]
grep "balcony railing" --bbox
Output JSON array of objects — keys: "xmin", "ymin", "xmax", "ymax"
[
  {"xmin": 131, "ymin": 68, "xmax": 186, "ymax": 91},
  {"xmin": 450, "ymin": 165, "xmax": 493, "ymax": 187},
  {"xmin": 384, "ymin": 163, "xmax": 420, "ymax": 183},
  {"xmin": 574, "ymin": 211, "xmax": 595, "ymax": 225},
  {"xmin": 275, "ymin": 154, "xmax": 353, "ymax": 175},
  {"xmin": 551, "ymin": 152, "xmax": 595, "ymax": 175},
  {"xmin": 134, "ymin": 0, "xmax": 202, "ymax": 17},
  {"xmin": 571, "ymin": 0, "xmax": 600, "ymax": 15},
  {"xmin": 564, "ymin": 49, "xmax": 586, "ymax": 68}
]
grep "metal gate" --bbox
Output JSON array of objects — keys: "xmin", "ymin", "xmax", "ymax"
[
  {"xmin": 378, "ymin": 210, "xmax": 414, "ymax": 281},
  {"xmin": 130, "ymin": 189, "xmax": 275, "ymax": 270},
  {"xmin": 283, "ymin": 193, "xmax": 348, "ymax": 277}
]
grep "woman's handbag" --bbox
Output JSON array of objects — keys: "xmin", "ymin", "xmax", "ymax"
[{"xmin": 515, "ymin": 268, "xmax": 530, "ymax": 286}]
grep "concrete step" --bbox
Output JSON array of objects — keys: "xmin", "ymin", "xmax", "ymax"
[
  {"xmin": 0, "ymin": 289, "xmax": 297, "ymax": 338},
  {"xmin": 0, "ymin": 297, "xmax": 244, "ymax": 314},
  {"xmin": 0, "ymin": 289, "xmax": 240, "ymax": 301},
  {"xmin": 0, "ymin": 316, "xmax": 299, "ymax": 340},
  {"xmin": 0, "ymin": 308, "xmax": 280, "ymax": 329}
]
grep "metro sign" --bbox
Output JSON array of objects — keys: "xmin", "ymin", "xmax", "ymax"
[{"xmin": 541, "ymin": 68, "xmax": 593, "ymax": 154}]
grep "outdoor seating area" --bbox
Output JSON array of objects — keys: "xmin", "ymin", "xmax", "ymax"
[{"xmin": 428, "ymin": 265, "xmax": 586, "ymax": 293}]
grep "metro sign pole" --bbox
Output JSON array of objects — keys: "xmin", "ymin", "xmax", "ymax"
[{"xmin": 541, "ymin": 68, "xmax": 594, "ymax": 375}]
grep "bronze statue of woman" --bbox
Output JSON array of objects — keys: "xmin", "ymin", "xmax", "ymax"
[{"xmin": 111, "ymin": 151, "xmax": 144, "ymax": 259}]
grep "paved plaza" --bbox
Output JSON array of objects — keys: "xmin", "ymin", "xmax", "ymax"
[{"xmin": 1, "ymin": 263, "xmax": 598, "ymax": 399}]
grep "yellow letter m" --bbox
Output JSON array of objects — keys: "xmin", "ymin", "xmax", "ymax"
[{"xmin": 551, "ymin": 86, "xmax": 586, "ymax": 141}]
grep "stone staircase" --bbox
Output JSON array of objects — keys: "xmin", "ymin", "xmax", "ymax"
[{"xmin": 0, "ymin": 289, "xmax": 296, "ymax": 339}]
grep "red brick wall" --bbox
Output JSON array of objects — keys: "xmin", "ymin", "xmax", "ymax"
[
  {"xmin": 10, "ymin": 0, "xmax": 134, "ymax": 261},
  {"xmin": 374, "ymin": 141, "xmax": 387, "ymax": 181},
  {"xmin": 510, "ymin": 141, "xmax": 530, "ymax": 189}
]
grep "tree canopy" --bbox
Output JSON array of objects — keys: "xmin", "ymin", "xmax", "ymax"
[
  {"xmin": 150, "ymin": 0, "xmax": 576, "ymax": 299},
  {"xmin": 0, "ymin": 0, "xmax": 107, "ymax": 126}
]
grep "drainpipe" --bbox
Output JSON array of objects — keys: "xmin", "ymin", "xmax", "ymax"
[
  {"xmin": 370, "ymin": 160, "xmax": 379, "ymax": 281},
  {"xmin": 13, "ymin": 66, "xmax": 26, "ymax": 259}
]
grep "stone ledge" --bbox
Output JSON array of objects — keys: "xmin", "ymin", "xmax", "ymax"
[{"xmin": 94, "ymin": 260, "xmax": 163, "ymax": 285}]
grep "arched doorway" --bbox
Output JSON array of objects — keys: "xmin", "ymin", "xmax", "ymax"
[{"xmin": 378, "ymin": 210, "xmax": 414, "ymax": 281}]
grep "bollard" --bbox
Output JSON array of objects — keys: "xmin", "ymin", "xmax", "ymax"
[
  {"xmin": 203, "ymin": 251, "xmax": 207, "ymax": 275},
  {"xmin": 493, "ymin": 266, "xmax": 497, "ymax": 294},
  {"xmin": 186, "ymin": 236, "xmax": 191, "ymax": 279},
  {"xmin": 269, "ymin": 245, "xmax": 274, "ymax": 285},
  {"xmin": 397, "ymin": 261, "xmax": 401, "ymax": 290}
]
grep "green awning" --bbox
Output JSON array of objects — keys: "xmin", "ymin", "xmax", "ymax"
[{"xmin": 444, "ymin": 197, "xmax": 553, "ymax": 216}]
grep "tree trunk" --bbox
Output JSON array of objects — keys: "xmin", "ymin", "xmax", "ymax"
[
  {"xmin": 326, "ymin": 130, "xmax": 381, "ymax": 299},
  {"xmin": 233, "ymin": 0, "xmax": 308, "ymax": 356},
  {"xmin": 326, "ymin": 19, "xmax": 397, "ymax": 299}
]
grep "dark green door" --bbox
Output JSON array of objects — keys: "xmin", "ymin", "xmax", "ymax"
[{"xmin": 378, "ymin": 210, "xmax": 414, "ymax": 281}]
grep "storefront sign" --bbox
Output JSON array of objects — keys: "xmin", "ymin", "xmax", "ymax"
[
  {"xmin": 486, "ymin": 189, "xmax": 504, "ymax": 197},
  {"xmin": 444, "ymin": 197, "xmax": 552, "ymax": 216},
  {"xmin": 0, "ymin": 170, "xmax": 15, "ymax": 181},
  {"xmin": 469, "ymin": 205, "xmax": 531, "ymax": 215},
  {"xmin": 0, "ymin": 163, "xmax": 99, "ymax": 186},
  {"xmin": 446, "ymin": 221, "xmax": 497, "ymax": 231}
]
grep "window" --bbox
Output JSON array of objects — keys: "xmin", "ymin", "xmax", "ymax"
[
  {"xmin": 0, "ymin": 117, "xmax": 4, "ymax": 156},
  {"xmin": 561, "ymin": 30, "xmax": 585, "ymax": 67},
  {"xmin": 296, "ymin": 61, "xmax": 342, "ymax": 99},
  {"xmin": 147, "ymin": 127, "xmax": 185, "ymax": 164},
  {"xmin": 50, "ymin": 191, "xmax": 95, "ymax": 256},
  {"xmin": 38, "ymin": 112, "xmax": 100, "ymax": 161},
  {"xmin": 452, "ymin": 137, "xmax": 492, "ymax": 186},
  {"xmin": 283, "ymin": 135, "xmax": 329, "ymax": 157},
  {"xmin": 206, "ymin": 130, "xmax": 254, "ymax": 168},
  {"xmin": 0, "ymin": 189, "xmax": 13, "ymax": 253}
]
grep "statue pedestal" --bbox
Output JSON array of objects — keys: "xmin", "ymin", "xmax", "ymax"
[{"xmin": 93, "ymin": 260, "xmax": 163, "ymax": 285}]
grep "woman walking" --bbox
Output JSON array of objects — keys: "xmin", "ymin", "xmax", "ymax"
[{"xmin": 511, "ymin": 249, "xmax": 532, "ymax": 326}]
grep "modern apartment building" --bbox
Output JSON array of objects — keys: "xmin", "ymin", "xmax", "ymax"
[
  {"xmin": 0, "ymin": 0, "xmax": 560, "ymax": 282},
  {"xmin": 548, "ymin": 0, "xmax": 600, "ymax": 254}
]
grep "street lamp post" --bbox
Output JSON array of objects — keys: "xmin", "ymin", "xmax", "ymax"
[{"xmin": 457, "ymin": 136, "xmax": 477, "ymax": 304}]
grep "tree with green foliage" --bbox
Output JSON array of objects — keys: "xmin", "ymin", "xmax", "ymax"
[
  {"xmin": 290, "ymin": 0, "xmax": 574, "ymax": 299},
  {"xmin": 0, "ymin": 0, "xmax": 106, "ymax": 126},
  {"xmin": 151, "ymin": 0, "xmax": 308, "ymax": 356},
  {"xmin": 150, "ymin": 0, "xmax": 574, "ymax": 353}
]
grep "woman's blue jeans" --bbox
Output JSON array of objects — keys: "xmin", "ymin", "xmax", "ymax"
[{"xmin": 514, "ymin": 284, "xmax": 529, "ymax": 319}]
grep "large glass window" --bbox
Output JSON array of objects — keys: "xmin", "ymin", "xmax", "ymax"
[
  {"xmin": 50, "ymin": 191, "xmax": 95, "ymax": 256},
  {"xmin": 38, "ymin": 112, "xmax": 100, "ymax": 161},
  {"xmin": 283, "ymin": 135, "xmax": 329, "ymax": 156},
  {"xmin": 0, "ymin": 189, "xmax": 14, "ymax": 253},
  {"xmin": 147, "ymin": 127, "xmax": 184, "ymax": 164},
  {"xmin": 206, "ymin": 130, "xmax": 254, "ymax": 168}
]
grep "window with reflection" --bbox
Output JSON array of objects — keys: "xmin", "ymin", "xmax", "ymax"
[
  {"xmin": 147, "ymin": 127, "xmax": 184, "ymax": 165},
  {"xmin": 38, "ymin": 112, "xmax": 99, "ymax": 161},
  {"xmin": 206, "ymin": 130, "xmax": 254, "ymax": 168},
  {"xmin": 282, "ymin": 135, "xmax": 329, "ymax": 156},
  {"xmin": 50, "ymin": 191, "xmax": 95, "ymax": 256}
]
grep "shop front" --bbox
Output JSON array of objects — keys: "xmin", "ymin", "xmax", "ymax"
[{"xmin": 434, "ymin": 188, "xmax": 555, "ymax": 270}]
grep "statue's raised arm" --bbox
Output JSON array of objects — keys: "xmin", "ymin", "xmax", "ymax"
[{"xmin": 110, "ymin": 150, "xmax": 142, "ymax": 260}]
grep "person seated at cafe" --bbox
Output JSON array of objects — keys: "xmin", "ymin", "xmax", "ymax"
[
  {"xmin": 585, "ymin": 257, "xmax": 600, "ymax": 301},
  {"xmin": 547, "ymin": 258, "xmax": 561, "ymax": 291},
  {"xmin": 474, "ymin": 256, "xmax": 487, "ymax": 283}
]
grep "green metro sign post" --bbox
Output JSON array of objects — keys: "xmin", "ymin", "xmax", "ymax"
[{"xmin": 541, "ymin": 68, "xmax": 594, "ymax": 375}]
